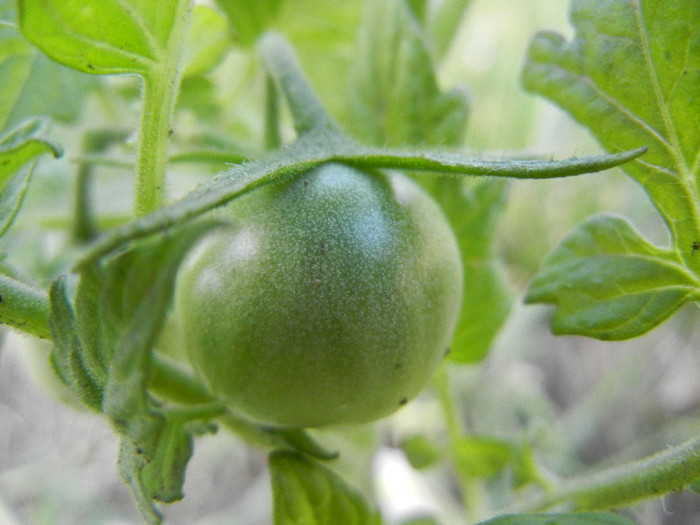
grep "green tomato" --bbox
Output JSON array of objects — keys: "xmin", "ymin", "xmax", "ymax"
[{"xmin": 174, "ymin": 162, "xmax": 463, "ymax": 428}]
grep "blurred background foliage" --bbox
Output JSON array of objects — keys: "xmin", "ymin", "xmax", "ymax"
[{"xmin": 0, "ymin": 0, "xmax": 698, "ymax": 524}]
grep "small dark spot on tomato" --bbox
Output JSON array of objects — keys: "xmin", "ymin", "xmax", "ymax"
[
  {"xmin": 399, "ymin": 397, "xmax": 408, "ymax": 406},
  {"xmin": 87, "ymin": 63, "xmax": 95, "ymax": 70},
  {"xmin": 319, "ymin": 242, "xmax": 326, "ymax": 256},
  {"xmin": 394, "ymin": 362, "xmax": 403, "ymax": 370},
  {"xmin": 303, "ymin": 180, "xmax": 309, "ymax": 186},
  {"xmin": 692, "ymin": 241, "xmax": 699, "ymax": 255},
  {"xmin": 443, "ymin": 347, "xmax": 451, "ymax": 357}
]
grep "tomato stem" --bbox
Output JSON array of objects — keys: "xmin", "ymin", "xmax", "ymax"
[
  {"xmin": 258, "ymin": 32, "xmax": 341, "ymax": 137},
  {"xmin": 515, "ymin": 432, "xmax": 700, "ymax": 512},
  {"xmin": 134, "ymin": 2, "xmax": 192, "ymax": 217},
  {"xmin": 0, "ymin": 273, "xmax": 51, "ymax": 340},
  {"xmin": 264, "ymin": 74, "xmax": 282, "ymax": 150}
]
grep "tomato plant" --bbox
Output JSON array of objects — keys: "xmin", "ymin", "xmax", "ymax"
[
  {"xmin": 175, "ymin": 162, "xmax": 463, "ymax": 427},
  {"xmin": 0, "ymin": 0, "xmax": 698, "ymax": 524}
]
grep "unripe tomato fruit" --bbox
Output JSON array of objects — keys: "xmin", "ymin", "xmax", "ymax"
[{"xmin": 174, "ymin": 163, "xmax": 463, "ymax": 428}]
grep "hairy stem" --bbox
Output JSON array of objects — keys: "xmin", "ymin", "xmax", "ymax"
[
  {"xmin": 518, "ymin": 433, "xmax": 700, "ymax": 512},
  {"xmin": 149, "ymin": 355, "xmax": 215, "ymax": 405},
  {"xmin": 0, "ymin": 274, "xmax": 51, "ymax": 339},
  {"xmin": 258, "ymin": 32, "xmax": 341, "ymax": 136},
  {"xmin": 134, "ymin": 2, "xmax": 192, "ymax": 217},
  {"xmin": 264, "ymin": 74, "xmax": 282, "ymax": 150}
]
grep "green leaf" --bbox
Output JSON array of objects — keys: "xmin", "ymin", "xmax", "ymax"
[
  {"xmin": 48, "ymin": 277, "xmax": 104, "ymax": 412},
  {"xmin": 71, "ymin": 223, "xmax": 216, "ymax": 522},
  {"xmin": 182, "ymin": 5, "xmax": 230, "ymax": 77},
  {"xmin": 428, "ymin": 178, "xmax": 512, "ymax": 363},
  {"xmin": 0, "ymin": 17, "xmax": 95, "ymax": 130},
  {"xmin": 401, "ymin": 435, "xmax": 442, "ymax": 470},
  {"xmin": 526, "ymin": 214, "xmax": 700, "ymax": 339},
  {"xmin": 140, "ymin": 417, "xmax": 193, "ymax": 503},
  {"xmin": 0, "ymin": 119, "xmax": 61, "ymax": 237},
  {"xmin": 0, "ymin": 118, "xmax": 61, "ymax": 178},
  {"xmin": 347, "ymin": 0, "xmax": 468, "ymax": 147},
  {"xmin": 18, "ymin": 0, "xmax": 191, "ymax": 75},
  {"xmin": 73, "ymin": 263, "xmax": 109, "ymax": 385},
  {"xmin": 0, "ymin": 17, "xmax": 90, "ymax": 130},
  {"xmin": 477, "ymin": 513, "xmax": 638, "ymax": 525},
  {"xmin": 118, "ymin": 439, "xmax": 163, "ymax": 525},
  {"xmin": 0, "ymin": 163, "xmax": 34, "ymax": 238},
  {"xmin": 96, "ymin": 224, "xmax": 214, "ymax": 453},
  {"xmin": 453, "ymin": 436, "xmax": 511, "ymax": 479},
  {"xmin": 215, "ymin": 0, "xmax": 287, "ymax": 46},
  {"xmin": 269, "ymin": 450, "xmax": 382, "ymax": 525},
  {"xmin": 522, "ymin": 0, "xmax": 700, "ymax": 273},
  {"xmin": 427, "ymin": 0, "xmax": 474, "ymax": 59}
]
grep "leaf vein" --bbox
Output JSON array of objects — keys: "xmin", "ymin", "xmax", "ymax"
[
  {"xmin": 633, "ymin": 0, "xmax": 690, "ymax": 179},
  {"xmin": 112, "ymin": 0, "xmax": 163, "ymax": 61}
]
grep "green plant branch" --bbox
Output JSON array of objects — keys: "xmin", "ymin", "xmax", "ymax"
[
  {"xmin": 258, "ymin": 32, "xmax": 341, "ymax": 136},
  {"xmin": 515, "ymin": 433, "xmax": 700, "ymax": 513},
  {"xmin": 264, "ymin": 74, "xmax": 282, "ymax": 150},
  {"xmin": 76, "ymin": 141, "xmax": 645, "ymax": 269},
  {"xmin": 134, "ymin": 2, "xmax": 192, "ymax": 217},
  {"xmin": 149, "ymin": 355, "xmax": 216, "ymax": 405},
  {"xmin": 0, "ymin": 274, "xmax": 51, "ymax": 339}
]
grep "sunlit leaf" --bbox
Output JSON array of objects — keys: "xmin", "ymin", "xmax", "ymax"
[
  {"xmin": 523, "ymin": 0, "xmax": 700, "ymax": 339},
  {"xmin": 182, "ymin": 5, "xmax": 230, "ymax": 77},
  {"xmin": 18, "ymin": 0, "xmax": 190, "ymax": 75}
]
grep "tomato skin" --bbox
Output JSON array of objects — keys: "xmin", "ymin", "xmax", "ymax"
[{"xmin": 175, "ymin": 163, "xmax": 463, "ymax": 428}]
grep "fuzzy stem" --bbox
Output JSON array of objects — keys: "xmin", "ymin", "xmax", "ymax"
[
  {"xmin": 264, "ymin": 74, "xmax": 282, "ymax": 150},
  {"xmin": 518, "ymin": 433, "xmax": 700, "ymax": 512},
  {"xmin": 257, "ymin": 32, "xmax": 341, "ymax": 136},
  {"xmin": 0, "ymin": 274, "xmax": 51, "ymax": 339},
  {"xmin": 134, "ymin": 2, "xmax": 192, "ymax": 217}
]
